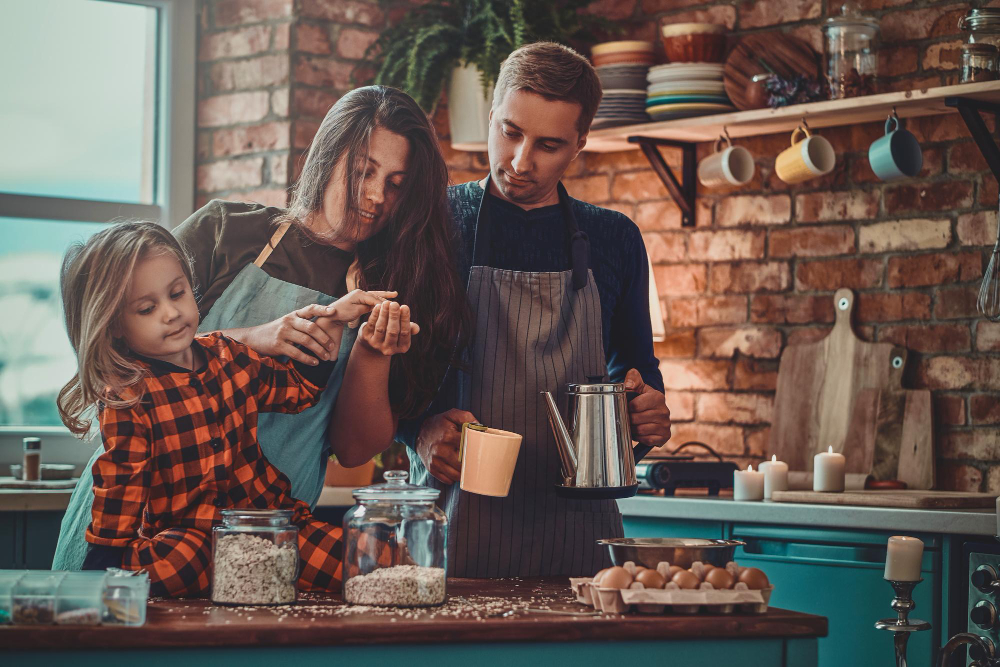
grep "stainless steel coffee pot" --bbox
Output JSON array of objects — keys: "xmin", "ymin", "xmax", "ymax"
[{"xmin": 541, "ymin": 381, "xmax": 639, "ymax": 499}]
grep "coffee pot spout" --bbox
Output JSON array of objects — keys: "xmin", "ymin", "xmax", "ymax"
[{"xmin": 541, "ymin": 391, "xmax": 577, "ymax": 478}]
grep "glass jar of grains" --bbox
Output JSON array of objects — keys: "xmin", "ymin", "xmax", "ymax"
[
  {"xmin": 823, "ymin": 1, "xmax": 880, "ymax": 99},
  {"xmin": 961, "ymin": 43, "xmax": 999, "ymax": 83},
  {"xmin": 342, "ymin": 470, "xmax": 448, "ymax": 607},
  {"xmin": 211, "ymin": 509, "xmax": 298, "ymax": 606}
]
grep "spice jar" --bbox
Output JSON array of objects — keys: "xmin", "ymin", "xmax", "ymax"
[
  {"xmin": 211, "ymin": 509, "xmax": 298, "ymax": 606},
  {"xmin": 22, "ymin": 437, "xmax": 40, "ymax": 481},
  {"xmin": 342, "ymin": 470, "xmax": 447, "ymax": 607},
  {"xmin": 823, "ymin": 1, "xmax": 879, "ymax": 99},
  {"xmin": 960, "ymin": 9, "xmax": 1000, "ymax": 51},
  {"xmin": 962, "ymin": 43, "xmax": 999, "ymax": 83}
]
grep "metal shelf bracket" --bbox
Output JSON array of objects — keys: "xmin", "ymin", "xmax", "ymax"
[
  {"xmin": 628, "ymin": 136, "xmax": 697, "ymax": 227},
  {"xmin": 945, "ymin": 96, "xmax": 1000, "ymax": 182}
]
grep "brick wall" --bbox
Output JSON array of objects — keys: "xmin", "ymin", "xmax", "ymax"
[{"xmin": 195, "ymin": 0, "xmax": 1000, "ymax": 492}]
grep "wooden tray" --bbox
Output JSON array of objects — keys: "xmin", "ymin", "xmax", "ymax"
[
  {"xmin": 723, "ymin": 33, "xmax": 820, "ymax": 111},
  {"xmin": 770, "ymin": 490, "xmax": 997, "ymax": 509}
]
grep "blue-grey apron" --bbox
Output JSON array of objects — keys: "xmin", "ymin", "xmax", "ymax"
[
  {"xmin": 52, "ymin": 222, "xmax": 355, "ymax": 570},
  {"xmin": 413, "ymin": 177, "xmax": 623, "ymax": 577}
]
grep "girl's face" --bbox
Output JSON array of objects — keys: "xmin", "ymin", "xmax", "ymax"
[
  {"xmin": 119, "ymin": 251, "xmax": 199, "ymax": 366},
  {"xmin": 316, "ymin": 126, "xmax": 410, "ymax": 247}
]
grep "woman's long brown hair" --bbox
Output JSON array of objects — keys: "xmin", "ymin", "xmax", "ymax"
[{"xmin": 283, "ymin": 86, "xmax": 470, "ymax": 418}]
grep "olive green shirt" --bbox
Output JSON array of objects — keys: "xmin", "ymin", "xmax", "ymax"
[{"xmin": 173, "ymin": 199, "xmax": 354, "ymax": 318}]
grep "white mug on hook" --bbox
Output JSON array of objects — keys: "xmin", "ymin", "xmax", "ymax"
[{"xmin": 698, "ymin": 133, "xmax": 755, "ymax": 188}]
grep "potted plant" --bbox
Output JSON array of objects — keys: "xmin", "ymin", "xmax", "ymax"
[{"xmin": 363, "ymin": 0, "xmax": 612, "ymax": 149}]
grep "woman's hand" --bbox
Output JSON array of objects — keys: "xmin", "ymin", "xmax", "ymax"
[
  {"xmin": 314, "ymin": 289, "xmax": 397, "ymax": 330},
  {"xmin": 237, "ymin": 303, "xmax": 345, "ymax": 365},
  {"xmin": 357, "ymin": 301, "xmax": 420, "ymax": 356}
]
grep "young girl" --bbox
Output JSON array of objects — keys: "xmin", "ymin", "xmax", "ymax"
[{"xmin": 57, "ymin": 221, "xmax": 399, "ymax": 598}]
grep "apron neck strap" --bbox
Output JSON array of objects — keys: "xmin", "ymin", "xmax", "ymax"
[
  {"xmin": 473, "ymin": 175, "xmax": 590, "ymax": 290},
  {"xmin": 253, "ymin": 221, "xmax": 292, "ymax": 268}
]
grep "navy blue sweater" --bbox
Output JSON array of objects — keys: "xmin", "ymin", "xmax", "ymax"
[{"xmin": 397, "ymin": 181, "xmax": 663, "ymax": 450}]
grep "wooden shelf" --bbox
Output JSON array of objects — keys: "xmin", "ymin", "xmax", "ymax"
[{"xmin": 584, "ymin": 80, "xmax": 1000, "ymax": 153}]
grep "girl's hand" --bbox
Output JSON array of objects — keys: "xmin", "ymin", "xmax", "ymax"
[
  {"xmin": 357, "ymin": 301, "xmax": 420, "ymax": 356},
  {"xmin": 315, "ymin": 289, "xmax": 397, "ymax": 329},
  {"xmin": 240, "ymin": 303, "xmax": 347, "ymax": 366}
]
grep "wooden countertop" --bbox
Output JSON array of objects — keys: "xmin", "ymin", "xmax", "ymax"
[{"xmin": 3, "ymin": 578, "xmax": 827, "ymax": 650}]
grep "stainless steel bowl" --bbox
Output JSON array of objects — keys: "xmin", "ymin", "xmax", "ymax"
[{"xmin": 598, "ymin": 538, "xmax": 746, "ymax": 569}]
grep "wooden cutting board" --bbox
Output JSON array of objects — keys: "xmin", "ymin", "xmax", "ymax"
[
  {"xmin": 770, "ymin": 289, "xmax": 896, "ymax": 475},
  {"xmin": 844, "ymin": 348, "xmax": 935, "ymax": 489},
  {"xmin": 770, "ymin": 490, "xmax": 995, "ymax": 509},
  {"xmin": 723, "ymin": 32, "xmax": 820, "ymax": 111}
]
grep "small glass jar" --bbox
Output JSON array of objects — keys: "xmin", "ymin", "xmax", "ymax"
[
  {"xmin": 22, "ymin": 437, "xmax": 40, "ymax": 481},
  {"xmin": 960, "ymin": 8, "xmax": 1000, "ymax": 50},
  {"xmin": 823, "ymin": 1, "xmax": 879, "ymax": 99},
  {"xmin": 211, "ymin": 509, "xmax": 298, "ymax": 606},
  {"xmin": 961, "ymin": 43, "xmax": 999, "ymax": 83},
  {"xmin": 342, "ymin": 470, "xmax": 447, "ymax": 607}
]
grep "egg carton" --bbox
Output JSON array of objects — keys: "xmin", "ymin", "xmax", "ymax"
[{"xmin": 569, "ymin": 577, "xmax": 773, "ymax": 616}]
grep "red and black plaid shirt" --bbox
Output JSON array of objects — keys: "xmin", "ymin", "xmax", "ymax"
[{"xmin": 87, "ymin": 332, "xmax": 327, "ymax": 547}]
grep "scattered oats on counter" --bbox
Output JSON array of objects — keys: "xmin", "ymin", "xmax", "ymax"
[
  {"xmin": 212, "ymin": 532, "xmax": 297, "ymax": 605},
  {"xmin": 344, "ymin": 565, "xmax": 446, "ymax": 607}
]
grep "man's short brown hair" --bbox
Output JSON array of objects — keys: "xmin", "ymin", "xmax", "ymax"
[{"xmin": 492, "ymin": 42, "xmax": 603, "ymax": 137}]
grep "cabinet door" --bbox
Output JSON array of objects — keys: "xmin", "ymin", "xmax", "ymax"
[
  {"xmin": 623, "ymin": 516, "xmax": 725, "ymax": 539},
  {"xmin": 732, "ymin": 525, "xmax": 939, "ymax": 667},
  {"xmin": 23, "ymin": 511, "xmax": 65, "ymax": 569},
  {"xmin": 0, "ymin": 513, "xmax": 17, "ymax": 568}
]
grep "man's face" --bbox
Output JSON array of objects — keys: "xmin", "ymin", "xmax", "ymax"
[{"xmin": 487, "ymin": 89, "xmax": 588, "ymax": 206}]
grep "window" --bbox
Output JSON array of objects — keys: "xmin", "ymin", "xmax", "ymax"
[{"xmin": 0, "ymin": 0, "xmax": 194, "ymax": 438}]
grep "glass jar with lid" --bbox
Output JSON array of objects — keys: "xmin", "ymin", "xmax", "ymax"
[
  {"xmin": 823, "ymin": 1, "xmax": 880, "ymax": 99},
  {"xmin": 211, "ymin": 509, "xmax": 299, "ymax": 606},
  {"xmin": 960, "ymin": 8, "xmax": 1000, "ymax": 50},
  {"xmin": 342, "ymin": 470, "xmax": 447, "ymax": 607}
]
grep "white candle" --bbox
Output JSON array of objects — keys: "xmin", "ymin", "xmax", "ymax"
[
  {"xmin": 884, "ymin": 536, "xmax": 924, "ymax": 581},
  {"xmin": 759, "ymin": 455, "xmax": 789, "ymax": 500},
  {"xmin": 813, "ymin": 446, "xmax": 846, "ymax": 492},
  {"xmin": 733, "ymin": 464, "xmax": 764, "ymax": 501}
]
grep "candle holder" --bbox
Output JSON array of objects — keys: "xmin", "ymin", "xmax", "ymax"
[{"xmin": 874, "ymin": 579, "xmax": 930, "ymax": 667}]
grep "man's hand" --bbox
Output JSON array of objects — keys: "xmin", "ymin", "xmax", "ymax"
[
  {"xmin": 624, "ymin": 368, "xmax": 671, "ymax": 448},
  {"xmin": 415, "ymin": 409, "xmax": 477, "ymax": 484}
]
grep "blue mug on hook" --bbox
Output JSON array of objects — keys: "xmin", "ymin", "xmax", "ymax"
[{"xmin": 869, "ymin": 111, "xmax": 923, "ymax": 182}]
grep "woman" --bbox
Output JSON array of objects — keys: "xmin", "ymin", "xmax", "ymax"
[{"xmin": 52, "ymin": 86, "xmax": 470, "ymax": 570}]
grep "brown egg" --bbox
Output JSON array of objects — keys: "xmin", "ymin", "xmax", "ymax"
[
  {"xmin": 702, "ymin": 562, "xmax": 716, "ymax": 572},
  {"xmin": 667, "ymin": 565, "xmax": 685, "ymax": 577},
  {"xmin": 705, "ymin": 567, "xmax": 735, "ymax": 590},
  {"xmin": 593, "ymin": 568, "xmax": 610, "ymax": 585},
  {"xmin": 672, "ymin": 569, "xmax": 700, "ymax": 589},
  {"xmin": 738, "ymin": 567, "xmax": 770, "ymax": 590},
  {"xmin": 600, "ymin": 566, "xmax": 634, "ymax": 589},
  {"xmin": 634, "ymin": 569, "xmax": 667, "ymax": 589}
]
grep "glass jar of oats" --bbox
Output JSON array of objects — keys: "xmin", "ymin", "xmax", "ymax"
[
  {"xmin": 211, "ymin": 509, "xmax": 298, "ymax": 606},
  {"xmin": 342, "ymin": 470, "xmax": 448, "ymax": 607}
]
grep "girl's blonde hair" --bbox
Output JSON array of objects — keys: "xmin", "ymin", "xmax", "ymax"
[{"xmin": 57, "ymin": 221, "xmax": 196, "ymax": 436}]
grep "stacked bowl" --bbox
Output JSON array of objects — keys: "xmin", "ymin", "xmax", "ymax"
[
  {"xmin": 646, "ymin": 23, "xmax": 734, "ymax": 121},
  {"xmin": 592, "ymin": 41, "xmax": 655, "ymax": 128}
]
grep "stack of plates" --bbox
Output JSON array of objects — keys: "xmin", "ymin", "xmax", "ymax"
[
  {"xmin": 594, "ymin": 89, "xmax": 648, "ymax": 128},
  {"xmin": 645, "ymin": 63, "xmax": 735, "ymax": 121},
  {"xmin": 593, "ymin": 41, "xmax": 655, "ymax": 129}
]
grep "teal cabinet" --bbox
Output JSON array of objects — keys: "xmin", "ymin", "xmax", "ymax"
[
  {"xmin": 622, "ymin": 516, "xmax": 942, "ymax": 667},
  {"xmin": 1, "ymin": 510, "xmax": 65, "ymax": 569}
]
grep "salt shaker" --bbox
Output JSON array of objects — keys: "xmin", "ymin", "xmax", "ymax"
[{"xmin": 22, "ymin": 438, "xmax": 41, "ymax": 482}]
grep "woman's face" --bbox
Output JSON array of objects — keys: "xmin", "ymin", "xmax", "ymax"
[{"xmin": 318, "ymin": 126, "xmax": 410, "ymax": 247}]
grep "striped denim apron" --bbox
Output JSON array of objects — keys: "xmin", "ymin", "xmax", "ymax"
[{"xmin": 429, "ymin": 177, "xmax": 623, "ymax": 577}]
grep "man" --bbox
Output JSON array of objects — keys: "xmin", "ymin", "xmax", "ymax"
[{"xmin": 400, "ymin": 42, "xmax": 671, "ymax": 577}]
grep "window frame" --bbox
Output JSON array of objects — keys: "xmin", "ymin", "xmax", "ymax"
[{"xmin": 0, "ymin": 0, "xmax": 196, "ymax": 457}]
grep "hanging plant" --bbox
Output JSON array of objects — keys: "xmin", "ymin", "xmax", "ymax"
[{"xmin": 359, "ymin": 0, "xmax": 616, "ymax": 113}]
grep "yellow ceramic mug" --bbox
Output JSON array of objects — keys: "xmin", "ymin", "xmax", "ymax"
[{"xmin": 775, "ymin": 124, "xmax": 836, "ymax": 184}]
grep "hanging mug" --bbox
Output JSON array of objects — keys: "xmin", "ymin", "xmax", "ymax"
[
  {"xmin": 868, "ymin": 111, "xmax": 923, "ymax": 182},
  {"xmin": 775, "ymin": 123, "xmax": 836, "ymax": 184},
  {"xmin": 698, "ymin": 133, "xmax": 755, "ymax": 188}
]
